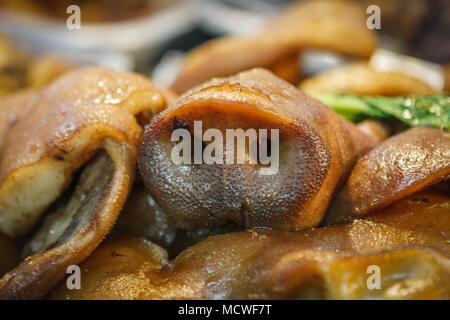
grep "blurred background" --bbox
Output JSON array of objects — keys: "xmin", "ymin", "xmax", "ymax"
[{"xmin": 0, "ymin": 0, "xmax": 449, "ymax": 92}]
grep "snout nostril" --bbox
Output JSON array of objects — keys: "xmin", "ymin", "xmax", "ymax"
[{"xmin": 172, "ymin": 117, "xmax": 189, "ymax": 130}]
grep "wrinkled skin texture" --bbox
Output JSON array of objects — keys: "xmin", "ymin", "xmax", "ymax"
[
  {"xmin": 170, "ymin": 0, "xmax": 377, "ymax": 94},
  {"xmin": 139, "ymin": 68, "xmax": 376, "ymax": 231},
  {"xmin": 0, "ymin": 67, "xmax": 174, "ymax": 299},
  {"xmin": 50, "ymin": 191, "xmax": 450, "ymax": 300},
  {"xmin": 327, "ymin": 127, "xmax": 450, "ymax": 224},
  {"xmin": 300, "ymin": 62, "xmax": 438, "ymax": 95}
]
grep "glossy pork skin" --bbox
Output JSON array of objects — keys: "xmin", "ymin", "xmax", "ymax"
[
  {"xmin": 139, "ymin": 68, "xmax": 376, "ymax": 231},
  {"xmin": 0, "ymin": 66, "xmax": 174, "ymax": 238},
  {"xmin": 0, "ymin": 66, "xmax": 174, "ymax": 299},
  {"xmin": 327, "ymin": 127, "xmax": 450, "ymax": 224},
  {"xmin": 51, "ymin": 191, "xmax": 450, "ymax": 300}
]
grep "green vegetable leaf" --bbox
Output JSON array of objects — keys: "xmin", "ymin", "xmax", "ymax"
[{"xmin": 312, "ymin": 93, "xmax": 450, "ymax": 130}]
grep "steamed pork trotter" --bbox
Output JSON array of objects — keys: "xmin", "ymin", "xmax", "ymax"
[
  {"xmin": 327, "ymin": 127, "xmax": 450, "ymax": 224},
  {"xmin": 51, "ymin": 191, "xmax": 450, "ymax": 300},
  {"xmin": 0, "ymin": 67, "xmax": 174, "ymax": 299},
  {"xmin": 170, "ymin": 0, "xmax": 377, "ymax": 93},
  {"xmin": 139, "ymin": 68, "xmax": 376, "ymax": 231}
]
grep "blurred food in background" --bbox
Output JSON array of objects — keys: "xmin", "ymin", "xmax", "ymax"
[
  {"xmin": 0, "ymin": 0, "xmax": 448, "ymax": 84},
  {"xmin": 300, "ymin": 61, "xmax": 439, "ymax": 96},
  {"xmin": 0, "ymin": 0, "xmax": 175, "ymax": 22},
  {"xmin": 0, "ymin": 35, "xmax": 28, "ymax": 96},
  {"xmin": 169, "ymin": 0, "xmax": 377, "ymax": 93},
  {"xmin": 363, "ymin": 0, "xmax": 450, "ymax": 63},
  {"xmin": 0, "ymin": 0, "xmax": 194, "ymax": 73},
  {"xmin": 0, "ymin": 34, "xmax": 74, "ymax": 96}
]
